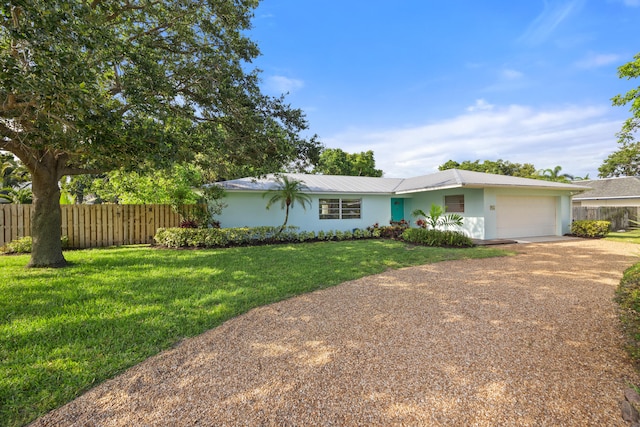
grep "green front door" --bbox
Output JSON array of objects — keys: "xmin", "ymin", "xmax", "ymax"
[{"xmin": 391, "ymin": 198, "xmax": 404, "ymax": 222}]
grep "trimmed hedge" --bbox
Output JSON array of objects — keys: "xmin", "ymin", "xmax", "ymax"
[
  {"xmin": 616, "ymin": 263, "xmax": 640, "ymax": 362},
  {"xmin": 571, "ymin": 220, "xmax": 611, "ymax": 238},
  {"xmin": 154, "ymin": 226, "xmax": 380, "ymax": 249},
  {"xmin": 401, "ymin": 228, "xmax": 474, "ymax": 247}
]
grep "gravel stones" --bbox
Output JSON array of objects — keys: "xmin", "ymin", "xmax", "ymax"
[{"xmin": 31, "ymin": 239, "xmax": 640, "ymax": 426}]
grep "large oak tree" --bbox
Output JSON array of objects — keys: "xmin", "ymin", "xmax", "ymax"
[{"xmin": 0, "ymin": 0, "xmax": 320, "ymax": 267}]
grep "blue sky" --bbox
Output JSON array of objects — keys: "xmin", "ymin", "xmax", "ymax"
[{"xmin": 248, "ymin": 0, "xmax": 640, "ymax": 179}]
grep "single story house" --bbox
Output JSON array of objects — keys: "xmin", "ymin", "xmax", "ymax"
[
  {"xmin": 213, "ymin": 169, "xmax": 588, "ymax": 240},
  {"xmin": 571, "ymin": 176, "xmax": 640, "ymax": 207}
]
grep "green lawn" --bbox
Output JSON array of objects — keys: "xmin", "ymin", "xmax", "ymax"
[
  {"xmin": 606, "ymin": 229, "xmax": 640, "ymax": 244},
  {"xmin": 1, "ymin": 240, "xmax": 509, "ymax": 427}
]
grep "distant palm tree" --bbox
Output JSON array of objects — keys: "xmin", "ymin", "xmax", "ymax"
[
  {"xmin": 263, "ymin": 175, "xmax": 312, "ymax": 233},
  {"xmin": 539, "ymin": 165, "xmax": 573, "ymax": 183}
]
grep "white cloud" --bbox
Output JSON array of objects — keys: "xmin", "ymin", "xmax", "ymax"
[
  {"xmin": 502, "ymin": 69, "xmax": 524, "ymax": 80},
  {"xmin": 575, "ymin": 52, "xmax": 622, "ymax": 68},
  {"xmin": 265, "ymin": 75, "xmax": 304, "ymax": 94},
  {"xmin": 466, "ymin": 99, "xmax": 495, "ymax": 112},
  {"xmin": 324, "ymin": 103, "xmax": 621, "ymax": 179},
  {"xmin": 518, "ymin": 0, "xmax": 585, "ymax": 45}
]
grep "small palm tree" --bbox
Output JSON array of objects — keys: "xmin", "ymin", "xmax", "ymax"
[
  {"xmin": 263, "ymin": 175, "xmax": 312, "ymax": 233},
  {"xmin": 412, "ymin": 204, "xmax": 463, "ymax": 230}
]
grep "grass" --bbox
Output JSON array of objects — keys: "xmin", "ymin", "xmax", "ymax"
[
  {"xmin": 607, "ymin": 228, "xmax": 640, "ymax": 245},
  {"xmin": 0, "ymin": 239, "xmax": 510, "ymax": 427}
]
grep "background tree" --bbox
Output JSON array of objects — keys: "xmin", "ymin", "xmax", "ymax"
[
  {"xmin": 0, "ymin": 0, "xmax": 321, "ymax": 267},
  {"xmin": 313, "ymin": 148, "xmax": 383, "ymax": 177},
  {"xmin": 1, "ymin": 154, "xmax": 31, "ymax": 202},
  {"xmin": 438, "ymin": 159, "xmax": 537, "ymax": 178},
  {"xmin": 537, "ymin": 165, "xmax": 573, "ymax": 183},
  {"xmin": 599, "ymin": 52, "xmax": 640, "ymax": 177},
  {"xmin": 263, "ymin": 176, "xmax": 312, "ymax": 233},
  {"xmin": 89, "ymin": 165, "xmax": 203, "ymax": 205}
]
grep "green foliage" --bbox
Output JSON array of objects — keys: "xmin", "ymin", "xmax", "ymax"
[
  {"xmin": 438, "ymin": 159, "xmax": 538, "ymax": 178},
  {"xmin": 600, "ymin": 52, "xmax": 640, "ymax": 177},
  {"xmin": 154, "ymin": 226, "xmax": 379, "ymax": 248},
  {"xmin": 0, "ymin": 242, "xmax": 508, "ymax": 426},
  {"xmin": 1, "ymin": 154, "xmax": 29, "ymax": 188},
  {"xmin": 263, "ymin": 176, "xmax": 312, "ymax": 231},
  {"xmin": 313, "ymin": 148, "xmax": 383, "ymax": 177},
  {"xmin": 412, "ymin": 204, "xmax": 464, "ymax": 230},
  {"xmin": 537, "ymin": 165, "xmax": 573, "ymax": 182},
  {"xmin": 570, "ymin": 220, "xmax": 611, "ymax": 238},
  {"xmin": 1, "ymin": 235, "xmax": 69, "ymax": 254},
  {"xmin": 0, "ymin": 186, "xmax": 32, "ymax": 203},
  {"xmin": 599, "ymin": 142, "xmax": 640, "ymax": 177},
  {"xmin": 0, "ymin": 0, "xmax": 323, "ymax": 267},
  {"xmin": 90, "ymin": 164, "xmax": 203, "ymax": 205},
  {"xmin": 616, "ymin": 263, "xmax": 640, "ymax": 362},
  {"xmin": 402, "ymin": 228, "xmax": 474, "ymax": 247}
]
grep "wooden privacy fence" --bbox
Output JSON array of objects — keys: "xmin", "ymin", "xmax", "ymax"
[
  {"xmin": 0, "ymin": 204, "xmax": 203, "ymax": 248},
  {"xmin": 573, "ymin": 206, "xmax": 640, "ymax": 230}
]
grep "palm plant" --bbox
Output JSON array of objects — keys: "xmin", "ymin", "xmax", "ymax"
[
  {"xmin": 538, "ymin": 165, "xmax": 573, "ymax": 183},
  {"xmin": 412, "ymin": 203, "xmax": 463, "ymax": 230},
  {"xmin": 263, "ymin": 175, "xmax": 312, "ymax": 233},
  {"xmin": 0, "ymin": 187, "xmax": 33, "ymax": 204}
]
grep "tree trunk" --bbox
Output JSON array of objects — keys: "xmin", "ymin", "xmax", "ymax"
[
  {"xmin": 278, "ymin": 204, "xmax": 290, "ymax": 233},
  {"xmin": 27, "ymin": 155, "xmax": 66, "ymax": 268}
]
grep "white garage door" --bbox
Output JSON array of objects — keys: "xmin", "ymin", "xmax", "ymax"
[{"xmin": 496, "ymin": 196, "xmax": 557, "ymax": 238}]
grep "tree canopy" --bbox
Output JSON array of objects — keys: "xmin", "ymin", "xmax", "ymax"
[
  {"xmin": 438, "ymin": 159, "xmax": 577, "ymax": 182},
  {"xmin": 313, "ymin": 148, "xmax": 383, "ymax": 177},
  {"xmin": 0, "ymin": 0, "xmax": 321, "ymax": 267},
  {"xmin": 599, "ymin": 52, "xmax": 640, "ymax": 178},
  {"xmin": 438, "ymin": 159, "xmax": 538, "ymax": 178}
]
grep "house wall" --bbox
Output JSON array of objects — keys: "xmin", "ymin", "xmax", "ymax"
[
  {"xmin": 403, "ymin": 188, "xmax": 486, "ymax": 239},
  {"xmin": 215, "ymin": 187, "xmax": 576, "ymax": 240},
  {"xmin": 215, "ymin": 192, "xmax": 392, "ymax": 232}
]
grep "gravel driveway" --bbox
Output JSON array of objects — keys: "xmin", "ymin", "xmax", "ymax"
[{"xmin": 33, "ymin": 239, "xmax": 640, "ymax": 426}]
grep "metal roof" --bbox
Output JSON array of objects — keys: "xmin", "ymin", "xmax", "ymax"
[
  {"xmin": 572, "ymin": 176, "xmax": 640, "ymax": 200},
  {"xmin": 216, "ymin": 170, "xmax": 589, "ymax": 194},
  {"xmin": 216, "ymin": 173, "xmax": 403, "ymax": 194},
  {"xmin": 394, "ymin": 169, "xmax": 589, "ymax": 194}
]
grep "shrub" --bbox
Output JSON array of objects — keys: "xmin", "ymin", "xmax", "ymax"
[
  {"xmin": 154, "ymin": 226, "xmax": 376, "ymax": 248},
  {"xmin": 401, "ymin": 228, "xmax": 474, "ymax": 248},
  {"xmin": 616, "ymin": 263, "xmax": 640, "ymax": 362},
  {"xmin": 571, "ymin": 220, "xmax": 611, "ymax": 238},
  {"xmin": 1, "ymin": 235, "xmax": 70, "ymax": 254},
  {"xmin": 367, "ymin": 221, "xmax": 407, "ymax": 239}
]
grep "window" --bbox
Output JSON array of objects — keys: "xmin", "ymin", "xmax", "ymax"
[
  {"xmin": 444, "ymin": 195, "xmax": 464, "ymax": 213},
  {"xmin": 319, "ymin": 198, "xmax": 361, "ymax": 219}
]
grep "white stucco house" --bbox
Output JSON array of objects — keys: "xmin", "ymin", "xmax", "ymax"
[{"xmin": 213, "ymin": 169, "xmax": 588, "ymax": 240}]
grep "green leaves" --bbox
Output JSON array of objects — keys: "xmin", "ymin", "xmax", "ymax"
[
  {"xmin": 0, "ymin": 0, "xmax": 316, "ymax": 176},
  {"xmin": 313, "ymin": 148, "xmax": 383, "ymax": 177},
  {"xmin": 600, "ymin": 52, "xmax": 640, "ymax": 177}
]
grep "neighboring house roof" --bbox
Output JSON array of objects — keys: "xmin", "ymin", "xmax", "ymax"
[
  {"xmin": 217, "ymin": 169, "xmax": 588, "ymax": 195},
  {"xmin": 572, "ymin": 176, "xmax": 640, "ymax": 200}
]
